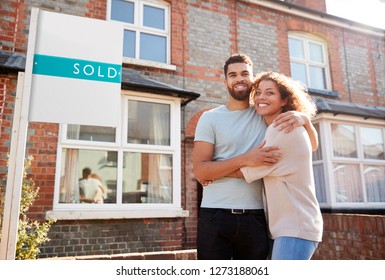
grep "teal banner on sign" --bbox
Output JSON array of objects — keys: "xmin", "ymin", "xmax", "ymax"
[{"xmin": 32, "ymin": 54, "xmax": 122, "ymax": 83}]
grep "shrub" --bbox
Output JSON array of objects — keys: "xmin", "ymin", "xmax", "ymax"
[{"xmin": 0, "ymin": 156, "xmax": 56, "ymax": 259}]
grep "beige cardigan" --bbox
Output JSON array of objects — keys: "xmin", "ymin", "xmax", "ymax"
[{"xmin": 241, "ymin": 125, "xmax": 323, "ymax": 242}]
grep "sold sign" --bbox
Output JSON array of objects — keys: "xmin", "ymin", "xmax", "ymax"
[
  {"xmin": 28, "ymin": 9, "xmax": 123, "ymax": 127},
  {"xmin": 33, "ymin": 54, "xmax": 121, "ymax": 83}
]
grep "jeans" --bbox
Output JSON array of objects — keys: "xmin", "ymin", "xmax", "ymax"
[
  {"xmin": 271, "ymin": 236, "xmax": 318, "ymax": 260},
  {"xmin": 197, "ymin": 208, "xmax": 270, "ymax": 260}
]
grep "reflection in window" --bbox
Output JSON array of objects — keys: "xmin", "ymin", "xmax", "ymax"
[
  {"xmin": 123, "ymin": 30, "xmax": 136, "ymax": 58},
  {"xmin": 143, "ymin": 5, "xmax": 165, "ymax": 29},
  {"xmin": 59, "ymin": 149, "xmax": 117, "ymax": 204},
  {"xmin": 289, "ymin": 38, "xmax": 304, "ymax": 59},
  {"xmin": 127, "ymin": 100, "xmax": 170, "ymax": 145},
  {"xmin": 333, "ymin": 163, "xmax": 363, "ymax": 202},
  {"xmin": 361, "ymin": 127, "xmax": 384, "ymax": 160},
  {"xmin": 110, "ymin": 0, "xmax": 169, "ymax": 64},
  {"xmin": 140, "ymin": 33, "xmax": 167, "ymax": 63},
  {"xmin": 122, "ymin": 152, "xmax": 172, "ymax": 203},
  {"xmin": 331, "ymin": 124, "xmax": 357, "ymax": 158},
  {"xmin": 312, "ymin": 124, "xmax": 326, "ymax": 203},
  {"xmin": 288, "ymin": 34, "xmax": 329, "ymax": 90},
  {"xmin": 67, "ymin": 125, "xmax": 116, "ymax": 142},
  {"xmin": 111, "ymin": 0, "xmax": 134, "ymax": 24},
  {"xmin": 365, "ymin": 165, "xmax": 385, "ymax": 202},
  {"xmin": 313, "ymin": 164, "xmax": 326, "ymax": 203}
]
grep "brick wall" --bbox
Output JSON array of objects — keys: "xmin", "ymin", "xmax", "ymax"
[
  {"xmin": 313, "ymin": 213, "xmax": 385, "ymax": 260},
  {"xmin": 39, "ymin": 219, "xmax": 185, "ymax": 258}
]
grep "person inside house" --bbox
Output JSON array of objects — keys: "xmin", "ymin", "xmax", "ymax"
[
  {"xmin": 79, "ymin": 167, "xmax": 105, "ymax": 204},
  {"xmin": 193, "ymin": 54, "xmax": 319, "ymax": 260},
  {"xmin": 230, "ymin": 71, "xmax": 323, "ymax": 259}
]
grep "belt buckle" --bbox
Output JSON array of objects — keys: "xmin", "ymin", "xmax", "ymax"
[{"xmin": 231, "ymin": 209, "xmax": 245, "ymax": 215}]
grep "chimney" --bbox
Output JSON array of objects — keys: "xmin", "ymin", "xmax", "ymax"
[{"xmin": 284, "ymin": 0, "xmax": 327, "ymax": 13}]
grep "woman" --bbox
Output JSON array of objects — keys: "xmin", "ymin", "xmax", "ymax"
[{"xmin": 238, "ymin": 71, "xmax": 323, "ymax": 260}]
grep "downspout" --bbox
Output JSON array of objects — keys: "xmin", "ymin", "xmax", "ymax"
[{"xmin": 342, "ymin": 30, "xmax": 352, "ymax": 102}]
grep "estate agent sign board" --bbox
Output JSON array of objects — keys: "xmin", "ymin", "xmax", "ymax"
[{"xmin": 29, "ymin": 9, "xmax": 123, "ymax": 126}]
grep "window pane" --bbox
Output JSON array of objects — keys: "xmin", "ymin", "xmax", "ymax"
[
  {"xmin": 364, "ymin": 165, "xmax": 385, "ymax": 202},
  {"xmin": 59, "ymin": 149, "xmax": 117, "ymax": 204},
  {"xmin": 127, "ymin": 100, "xmax": 170, "ymax": 145},
  {"xmin": 309, "ymin": 42, "xmax": 324, "ymax": 63},
  {"xmin": 289, "ymin": 38, "xmax": 304, "ymax": 59},
  {"xmin": 111, "ymin": 0, "xmax": 134, "ymax": 24},
  {"xmin": 122, "ymin": 152, "xmax": 172, "ymax": 203},
  {"xmin": 309, "ymin": 66, "xmax": 326, "ymax": 90},
  {"xmin": 67, "ymin": 125, "xmax": 116, "ymax": 142},
  {"xmin": 290, "ymin": 62, "xmax": 307, "ymax": 85},
  {"xmin": 361, "ymin": 127, "xmax": 384, "ymax": 159},
  {"xmin": 313, "ymin": 163, "xmax": 326, "ymax": 203},
  {"xmin": 312, "ymin": 123, "xmax": 322, "ymax": 161},
  {"xmin": 140, "ymin": 33, "xmax": 166, "ymax": 63},
  {"xmin": 331, "ymin": 124, "xmax": 358, "ymax": 158},
  {"xmin": 333, "ymin": 163, "xmax": 363, "ymax": 202},
  {"xmin": 143, "ymin": 5, "xmax": 165, "ymax": 30},
  {"xmin": 123, "ymin": 30, "xmax": 136, "ymax": 58}
]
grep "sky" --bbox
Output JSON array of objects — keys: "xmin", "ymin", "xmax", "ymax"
[{"xmin": 325, "ymin": 0, "xmax": 385, "ymax": 29}]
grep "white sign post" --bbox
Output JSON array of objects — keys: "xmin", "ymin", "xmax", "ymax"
[{"xmin": 0, "ymin": 8, "xmax": 123, "ymax": 259}]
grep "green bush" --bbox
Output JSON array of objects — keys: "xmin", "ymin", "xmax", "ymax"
[{"xmin": 0, "ymin": 156, "xmax": 56, "ymax": 259}]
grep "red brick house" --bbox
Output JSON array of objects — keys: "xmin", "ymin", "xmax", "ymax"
[{"xmin": 1, "ymin": 0, "xmax": 384, "ymax": 259}]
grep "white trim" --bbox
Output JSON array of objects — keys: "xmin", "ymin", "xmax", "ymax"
[{"xmin": 46, "ymin": 209, "xmax": 189, "ymax": 220}]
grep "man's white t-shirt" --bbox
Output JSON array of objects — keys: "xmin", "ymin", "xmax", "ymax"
[{"xmin": 194, "ymin": 105, "xmax": 266, "ymax": 209}]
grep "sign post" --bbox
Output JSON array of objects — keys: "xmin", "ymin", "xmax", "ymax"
[{"xmin": 0, "ymin": 8, "xmax": 123, "ymax": 259}]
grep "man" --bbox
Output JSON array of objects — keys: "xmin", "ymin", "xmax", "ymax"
[
  {"xmin": 79, "ymin": 167, "xmax": 105, "ymax": 204},
  {"xmin": 193, "ymin": 53, "xmax": 317, "ymax": 260}
]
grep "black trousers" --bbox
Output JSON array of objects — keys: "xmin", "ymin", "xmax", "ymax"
[{"xmin": 197, "ymin": 208, "xmax": 270, "ymax": 260}]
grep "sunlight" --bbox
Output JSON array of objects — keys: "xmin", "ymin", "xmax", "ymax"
[{"xmin": 326, "ymin": 0, "xmax": 385, "ymax": 29}]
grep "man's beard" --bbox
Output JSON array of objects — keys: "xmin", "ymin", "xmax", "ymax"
[{"xmin": 228, "ymin": 83, "xmax": 252, "ymax": 101}]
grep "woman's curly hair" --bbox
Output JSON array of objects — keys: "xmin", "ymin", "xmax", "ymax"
[{"xmin": 251, "ymin": 71, "xmax": 317, "ymax": 118}]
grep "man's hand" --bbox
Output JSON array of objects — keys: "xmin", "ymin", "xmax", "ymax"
[
  {"xmin": 273, "ymin": 110, "xmax": 318, "ymax": 151},
  {"xmin": 273, "ymin": 111, "xmax": 307, "ymax": 133}
]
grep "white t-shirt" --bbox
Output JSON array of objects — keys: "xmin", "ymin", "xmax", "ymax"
[
  {"xmin": 194, "ymin": 105, "xmax": 267, "ymax": 209},
  {"xmin": 79, "ymin": 177, "xmax": 104, "ymax": 204}
]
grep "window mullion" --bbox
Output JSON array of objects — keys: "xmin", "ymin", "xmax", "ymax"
[{"xmin": 322, "ymin": 121, "xmax": 336, "ymax": 207}]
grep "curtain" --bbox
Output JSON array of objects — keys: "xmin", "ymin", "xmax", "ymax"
[
  {"xmin": 333, "ymin": 163, "xmax": 363, "ymax": 202},
  {"xmin": 60, "ymin": 149, "xmax": 79, "ymax": 203},
  {"xmin": 147, "ymin": 105, "xmax": 172, "ymax": 203},
  {"xmin": 365, "ymin": 165, "xmax": 385, "ymax": 202}
]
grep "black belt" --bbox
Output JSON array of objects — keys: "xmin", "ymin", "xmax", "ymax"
[{"xmin": 223, "ymin": 209, "xmax": 263, "ymax": 215}]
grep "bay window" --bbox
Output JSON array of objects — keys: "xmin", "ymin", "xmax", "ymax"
[{"xmin": 313, "ymin": 115, "xmax": 385, "ymax": 209}]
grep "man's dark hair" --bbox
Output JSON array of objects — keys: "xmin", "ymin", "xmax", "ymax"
[
  {"xmin": 82, "ymin": 167, "xmax": 92, "ymax": 178},
  {"xmin": 223, "ymin": 53, "xmax": 253, "ymax": 77}
]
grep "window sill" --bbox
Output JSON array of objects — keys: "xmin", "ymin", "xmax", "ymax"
[
  {"xmin": 46, "ymin": 208, "xmax": 189, "ymax": 220},
  {"xmin": 308, "ymin": 88, "xmax": 339, "ymax": 98},
  {"xmin": 123, "ymin": 57, "xmax": 177, "ymax": 71}
]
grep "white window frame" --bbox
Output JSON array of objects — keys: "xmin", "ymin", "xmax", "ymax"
[
  {"xmin": 288, "ymin": 32, "xmax": 332, "ymax": 91},
  {"xmin": 48, "ymin": 91, "xmax": 188, "ymax": 220},
  {"xmin": 107, "ymin": 0, "xmax": 176, "ymax": 71},
  {"xmin": 313, "ymin": 113, "xmax": 385, "ymax": 210}
]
